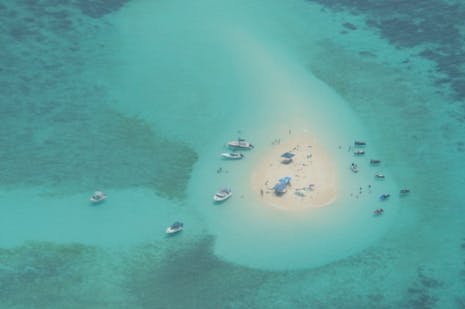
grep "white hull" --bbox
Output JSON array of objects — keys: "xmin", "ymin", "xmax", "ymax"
[
  {"xmin": 213, "ymin": 191, "xmax": 232, "ymax": 202},
  {"xmin": 227, "ymin": 140, "xmax": 254, "ymax": 150},
  {"xmin": 166, "ymin": 227, "xmax": 183, "ymax": 234},
  {"xmin": 90, "ymin": 191, "xmax": 106, "ymax": 203},
  {"xmin": 90, "ymin": 197, "xmax": 106, "ymax": 203},
  {"xmin": 221, "ymin": 153, "xmax": 244, "ymax": 160}
]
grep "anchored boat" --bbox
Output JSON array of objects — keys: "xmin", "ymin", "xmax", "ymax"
[
  {"xmin": 220, "ymin": 153, "xmax": 244, "ymax": 160},
  {"xmin": 213, "ymin": 188, "xmax": 232, "ymax": 202},
  {"xmin": 227, "ymin": 138, "xmax": 254, "ymax": 150},
  {"xmin": 166, "ymin": 221, "xmax": 184, "ymax": 235},
  {"xmin": 90, "ymin": 191, "xmax": 106, "ymax": 203},
  {"xmin": 379, "ymin": 193, "xmax": 390, "ymax": 201}
]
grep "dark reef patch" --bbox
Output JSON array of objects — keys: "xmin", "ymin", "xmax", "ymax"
[
  {"xmin": 402, "ymin": 267, "xmax": 444, "ymax": 308},
  {"xmin": 0, "ymin": 1, "xmax": 198, "ymax": 199},
  {"xmin": 73, "ymin": 0, "xmax": 130, "ymax": 18},
  {"xmin": 359, "ymin": 50, "xmax": 376, "ymax": 58},
  {"xmin": 14, "ymin": 0, "xmax": 129, "ymax": 19},
  {"xmin": 342, "ymin": 21, "xmax": 357, "ymax": 30},
  {"xmin": 0, "ymin": 242, "xmax": 99, "ymax": 307},
  {"xmin": 0, "ymin": 107, "xmax": 198, "ymax": 199},
  {"xmin": 124, "ymin": 237, "xmax": 274, "ymax": 309},
  {"xmin": 309, "ymin": 0, "xmax": 465, "ymax": 100}
]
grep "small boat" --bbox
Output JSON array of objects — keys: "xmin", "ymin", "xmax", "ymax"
[
  {"xmin": 370, "ymin": 159, "xmax": 381, "ymax": 165},
  {"xmin": 400, "ymin": 188, "xmax": 410, "ymax": 195},
  {"xmin": 213, "ymin": 188, "xmax": 232, "ymax": 202},
  {"xmin": 354, "ymin": 140, "xmax": 367, "ymax": 146},
  {"xmin": 227, "ymin": 138, "xmax": 254, "ymax": 150},
  {"xmin": 379, "ymin": 193, "xmax": 390, "ymax": 201},
  {"xmin": 221, "ymin": 153, "xmax": 244, "ymax": 160},
  {"xmin": 373, "ymin": 208, "xmax": 384, "ymax": 216},
  {"xmin": 375, "ymin": 173, "xmax": 385, "ymax": 179},
  {"xmin": 273, "ymin": 176, "xmax": 292, "ymax": 195},
  {"xmin": 351, "ymin": 163, "xmax": 359, "ymax": 173},
  {"xmin": 165, "ymin": 221, "xmax": 184, "ymax": 235},
  {"xmin": 354, "ymin": 150, "xmax": 365, "ymax": 156},
  {"xmin": 90, "ymin": 191, "xmax": 106, "ymax": 203},
  {"xmin": 281, "ymin": 152, "xmax": 295, "ymax": 164}
]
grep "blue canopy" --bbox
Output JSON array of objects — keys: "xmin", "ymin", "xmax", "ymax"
[
  {"xmin": 273, "ymin": 176, "xmax": 292, "ymax": 192},
  {"xmin": 281, "ymin": 152, "xmax": 295, "ymax": 159},
  {"xmin": 273, "ymin": 182, "xmax": 287, "ymax": 192}
]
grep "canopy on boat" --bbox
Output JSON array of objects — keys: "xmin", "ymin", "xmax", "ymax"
[
  {"xmin": 273, "ymin": 176, "xmax": 292, "ymax": 192},
  {"xmin": 273, "ymin": 183, "xmax": 284, "ymax": 192},
  {"xmin": 281, "ymin": 152, "xmax": 295, "ymax": 159}
]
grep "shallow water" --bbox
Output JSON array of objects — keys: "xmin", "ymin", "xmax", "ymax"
[{"xmin": 1, "ymin": 0, "xmax": 464, "ymax": 307}]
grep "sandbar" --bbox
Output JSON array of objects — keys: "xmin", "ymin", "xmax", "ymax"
[{"xmin": 250, "ymin": 131, "xmax": 338, "ymax": 210}]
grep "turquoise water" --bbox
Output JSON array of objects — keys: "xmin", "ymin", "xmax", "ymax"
[{"xmin": 1, "ymin": 0, "xmax": 464, "ymax": 307}]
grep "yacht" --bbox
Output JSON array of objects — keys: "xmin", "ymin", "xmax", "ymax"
[
  {"xmin": 227, "ymin": 139, "xmax": 254, "ymax": 150},
  {"xmin": 220, "ymin": 153, "xmax": 244, "ymax": 160},
  {"xmin": 90, "ymin": 191, "xmax": 106, "ymax": 203},
  {"xmin": 213, "ymin": 188, "xmax": 232, "ymax": 202},
  {"xmin": 166, "ymin": 221, "xmax": 184, "ymax": 235}
]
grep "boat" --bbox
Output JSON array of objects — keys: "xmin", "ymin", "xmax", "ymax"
[
  {"xmin": 281, "ymin": 152, "xmax": 295, "ymax": 164},
  {"xmin": 220, "ymin": 153, "xmax": 244, "ymax": 160},
  {"xmin": 379, "ymin": 193, "xmax": 390, "ymax": 201},
  {"xmin": 213, "ymin": 188, "xmax": 232, "ymax": 202},
  {"xmin": 273, "ymin": 176, "xmax": 291, "ymax": 195},
  {"xmin": 90, "ymin": 191, "xmax": 106, "ymax": 203},
  {"xmin": 227, "ymin": 138, "xmax": 254, "ymax": 150},
  {"xmin": 354, "ymin": 150, "xmax": 365, "ymax": 156},
  {"xmin": 370, "ymin": 159, "xmax": 381, "ymax": 165},
  {"xmin": 165, "ymin": 221, "xmax": 184, "ymax": 235},
  {"xmin": 373, "ymin": 208, "xmax": 384, "ymax": 216},
  {"xmin": 351, "ymin": 163, "xmax": 359, "ymax": 173},
  {"xmin": 354, "ymin": 140, "xmax": 367, "ymax": 146},
  {"xmin": 400, "ymin": 188, "xmax": 410, "ymax": 195},
  {"xmin": 375, "ymin": 173, "xmax": 385, "ymax": 179}
]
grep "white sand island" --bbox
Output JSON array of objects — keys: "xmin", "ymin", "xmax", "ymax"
[{"xmin": 250, "ymin": 131, "xmax": 338, "ymax": 210}]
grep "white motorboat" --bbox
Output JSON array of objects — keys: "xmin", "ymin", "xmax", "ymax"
[
  {"xmin": 90, "ymin": 191, "xmax": 106, "ymax": 203},
  {"xmin": 227, "ymin": 139, "xmax": 254, "ymax": 150},
  {"xmin": 220, "ymin": 153, "xmax": 244, "ymax": 160},
  {"xmin": 166, "ymin": 221, "xmax": 184, "ymax": 235},
  {"xmin": 213, "ymin": 188, "xmax": 232, "ymax": 202},
  {"xmin": 375, "ymin": 173, "xmax": 385, "ymax": 179}
]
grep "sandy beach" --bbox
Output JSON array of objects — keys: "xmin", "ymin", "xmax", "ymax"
[{"xmin": 250, "ymin": 131, "xmax": 338, "ymax": 210}]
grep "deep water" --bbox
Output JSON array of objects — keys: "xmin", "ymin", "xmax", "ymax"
[{"xmin": 1, "ymin": 0, "xmax": 465, "ymax": 308}]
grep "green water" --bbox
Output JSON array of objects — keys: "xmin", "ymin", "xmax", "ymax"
[{"xmin": 1, "ymin": 0, "xmax": 464, "ymax": 307}]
